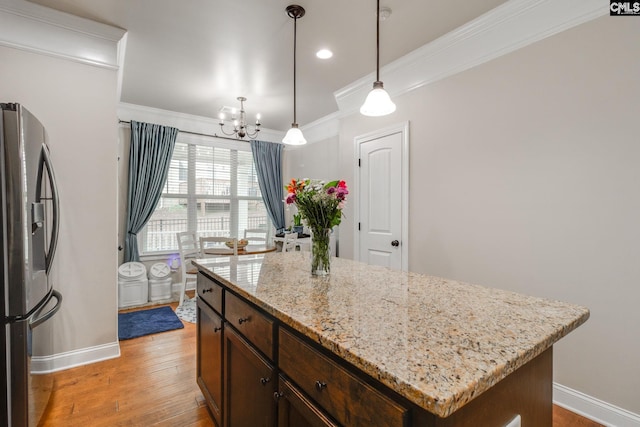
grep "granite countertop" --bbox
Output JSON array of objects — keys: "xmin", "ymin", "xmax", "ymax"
[{"xmin": 194, "ymin": 253, "xmax": 589, "ymax": 418}]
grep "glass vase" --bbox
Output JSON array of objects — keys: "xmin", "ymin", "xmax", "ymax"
[{"xmin": 311, "ymin": 228, "xmax": 331, "ymax": 276}]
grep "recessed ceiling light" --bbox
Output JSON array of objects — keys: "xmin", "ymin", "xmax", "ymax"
[{"xmin": 316, "ymin": 49, "xmax": 333, "ymax": 59}]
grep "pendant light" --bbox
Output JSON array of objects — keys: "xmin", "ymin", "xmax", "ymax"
[
  {"xmin": 282, "ymin": 5, "xmax": 307, "ymax": 145},
  {"xmin": 360, "ymin": 0, "xmax": 396, "ymax": 117}
]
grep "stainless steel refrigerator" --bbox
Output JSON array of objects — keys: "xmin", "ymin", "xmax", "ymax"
[{"xmin": 1, "ymin": 103, "xmax": 62, "ymax": 427}]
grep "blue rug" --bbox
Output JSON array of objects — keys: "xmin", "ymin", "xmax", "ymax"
[{"xmin": 118, "ymin": 306, "xmax": 184, "ymax": 340}]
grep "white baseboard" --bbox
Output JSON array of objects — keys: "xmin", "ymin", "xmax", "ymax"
[
  {"xmin": 554, "ymin": 383, "xmax": 640, "ymax": 427},
  {"xmin": 31, "ymin": 341, "xmax": 120, "ymax": 374}
]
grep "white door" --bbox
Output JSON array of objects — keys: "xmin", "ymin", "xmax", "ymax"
[{"xmin": 356, "ymin": 124, "xmax": 408, "ymax": 270}]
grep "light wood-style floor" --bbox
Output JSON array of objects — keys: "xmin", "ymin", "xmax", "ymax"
[{"xmin": 40, "ymin": 298, "xmax": 602, "ymax": 426}]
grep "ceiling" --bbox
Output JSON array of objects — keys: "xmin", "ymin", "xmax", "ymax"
[{"xmin": 27, "ymin": 0, "xmax": 508, "ymax": 133}]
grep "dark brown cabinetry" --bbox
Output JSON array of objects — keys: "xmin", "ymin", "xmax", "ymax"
[
  {"xmin": 275, "ymin": 376, "xmax": 339, "ymax": 427},
  {"xmin": 196, "ymin": 270, "xmax": 552, "ymax": 427},
  {"xmin": 224, "ymin": 327, "xmax": 275, "ymax": 427},
  {"xmin": 197, "ymin": 272, "xmax": 277, "ymax": 427},
  {"xmin": 225, "ymin": 291, "xmax": 274, "ymax": 360},
  {"xmin": 197, "ymin": 298, "xmax": 223, "ymax": 426},
  {"xmin": 198, "ymin": 272, "xmax": 223, "ymax": 313},
  {"xmin": 279, "ymin": 328, "xmax": 409, "ymax": 427},
  {"xmin": 197, "ymin": 271, "xmax": 408, "ymax": 427}
]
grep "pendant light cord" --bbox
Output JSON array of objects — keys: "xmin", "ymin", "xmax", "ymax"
[
  {"xmin": 293, "ymin": 14, "xmax": 298, "ymax": 125},
  {"xmin": 376, "ymin": 0, "xmax": 380, "ymax": 82}
]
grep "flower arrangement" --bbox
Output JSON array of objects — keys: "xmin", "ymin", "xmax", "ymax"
[
  {"xmin": 285, "ymin": 178, "xmax": 348, "ymax": 275},
  {"xmin": 285, "ymin": 179, "xmax": 348, "ymax": 230}
]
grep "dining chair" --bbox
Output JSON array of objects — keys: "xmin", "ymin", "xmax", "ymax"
[
  {"xmin": 244, "ymin": 228, "xmax": 267, "ymax": 244},
  {"xmin": 200, "ymin": 236, "xmax": 237, "ymax": 256},
  {"xmin": 176, "ymin": 231, "xmax": 201, "ymax": 307},
  {"xmin": 282, "ymin": 232, "xmax": 299, "ymax": 252}
]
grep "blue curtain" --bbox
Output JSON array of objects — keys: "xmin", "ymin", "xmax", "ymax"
[
  {"xmin": 125, "ymin": 121, "xmax": 178, "ymax": 262},
  {"xmin": 250, "ymin": 140, "xmax": 285, "ymax": 232}
]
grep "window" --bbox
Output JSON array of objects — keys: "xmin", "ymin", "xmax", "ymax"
[{"xmin": 139, "ymin": 139, "xmax": 271, "ymax": 254}]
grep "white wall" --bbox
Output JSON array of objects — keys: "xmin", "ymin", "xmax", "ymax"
[
  {"xmin": 283, "ymin": 135, "xmax": 340, "ymax": 182},
  {"xmin": 0, "ymin": 45, "xmax": 119, "ymax": 358},
  {"xmin": 283, "ymin": 134, "xmax": 340, "ymax": 222},
  {"xmin": 328, "ymin": 17, "xmax": 640, "ymax": 416},
  {"xmin": 283, "ymin": 135, "xmax": 344, "ymax": 251}
]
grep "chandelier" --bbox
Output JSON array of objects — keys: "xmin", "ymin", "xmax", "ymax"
[{"xmin": 218, "ymin": 96, "xmax": 261, "ymax": 140}]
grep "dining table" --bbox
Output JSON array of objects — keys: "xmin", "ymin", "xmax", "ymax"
[{"xmin": 203, "ymin": 244, "xmax": 277, "ymax": 256}]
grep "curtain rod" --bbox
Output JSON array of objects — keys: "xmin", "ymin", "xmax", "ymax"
[{"xmin": 118, "ymin": 119, "xmax": 251, "ymax": 143}]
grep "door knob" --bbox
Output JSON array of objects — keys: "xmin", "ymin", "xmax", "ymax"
[{"xmin": 391, "ymin": 240, "xmax": 399, "ymax": 247}]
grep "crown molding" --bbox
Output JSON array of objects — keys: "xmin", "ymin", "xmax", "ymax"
[
  {"xmin": 299, "ymin": 111, "xmax": 341, "ymax": 145},
  {"xmin": 0, "ymin": 0, "xmax": 125, "ymax": 69},
  {"xmin": 118, "ymin": 102, "xmax": 284, "ymax": 145},
  {"xmin": 333, "ymin": 0, "xmax": 607, "ymax": 116}
]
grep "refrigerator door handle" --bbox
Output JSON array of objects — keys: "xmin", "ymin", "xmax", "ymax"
[
  {"xmin": 36, "ymin": 143, "xmax": 60, "ymax": 274},
  {"xmin": 29, "ymin": 290, "xmax": 62, "ymax": 330}
]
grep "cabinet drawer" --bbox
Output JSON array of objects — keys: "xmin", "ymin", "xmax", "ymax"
[
  {"xmin": 225, "ymin": 292, "xmax": 273, "ymax": 360},
  {"xmin": 279, "ymin": 328, "xmax": 409, "ymax": 427},
  {"xmin": 197, "ymin": 273, "xmax": 223, "ymax": 314}
]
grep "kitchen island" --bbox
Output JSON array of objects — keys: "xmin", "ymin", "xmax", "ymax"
[{"xmin": 194, "ymin": 252, "xmax": 589, "ymax": 427}]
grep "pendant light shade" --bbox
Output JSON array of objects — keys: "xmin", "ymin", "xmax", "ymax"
[
  {"xmin": 360, "ymin": 81, "xmax": 396, "ymax": 116},
  {"xmin": 282, "ymin": 124, "xmax": 307, "ymax": 145},
  {"xmin": 360, "ymin": 0, "xmax": 396, "ymax": 117},
  {"xmin": 283, "ymin": 5, "xmax": 307, "ymax": 145}
]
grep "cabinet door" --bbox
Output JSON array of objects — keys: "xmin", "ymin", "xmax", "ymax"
[
  {"xmin": 277, "ymin": 376, "xmax": 339, "ymax": 427},
  {"xmin": 197, "ymin": 298, "xmax": 223, "ymax": 426},
  {"xmin": 224, "ymin": 327, "xmax": 275, "ymax": 427}
]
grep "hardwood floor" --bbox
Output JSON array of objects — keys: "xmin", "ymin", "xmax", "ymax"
[
  {"xmin": 41, "ymin": 299, "xmax": 213, "ymax": 427},
  {"xmin": 40, "ymin": 299, "xmax": 602, "ymax": 426},
  {"xmin": 553, "ymin": 406, "xmax": 604, "ymax": 427}
]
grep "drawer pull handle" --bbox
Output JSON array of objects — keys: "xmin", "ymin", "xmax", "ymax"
[
  {"xmin": 238, "ymin": 317, "xmax": 250, "ymax": 324},
  {"xmin": 202, "ymin": 288, "xmax": 213, "ymax": 294},
  {"xmin": 273, "ymin": 391, "xmax": 284, "ymax": 402},
  {"xmin": 213, "ymin": 326, "xmax": 222, "ymax": 333},
  {"xmin": 315, "ymin": 381, "xmax": 327, "ymax": 391},
  {"xmin": 260, "ymin": 377, "xmax": 271, "ymax": 385}
]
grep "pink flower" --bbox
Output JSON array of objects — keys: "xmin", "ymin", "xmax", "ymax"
[
  {"xmin": 338, "ymin": 180, "xmax": 347, "ymax": 189},
  {"xmin": 336, "ymin": 187, "xmax": 348, "ymax": 200},
  {"xmin": 338, "ymin": 201, "xmax": 345, "ymax": 209},
  {"xmin": 285, "ymin": 193, "xmax": 296, "ymax": 204},
  {"xmin": 326, "ymin": 187, "xmax": 336, "ymax": 195}
]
